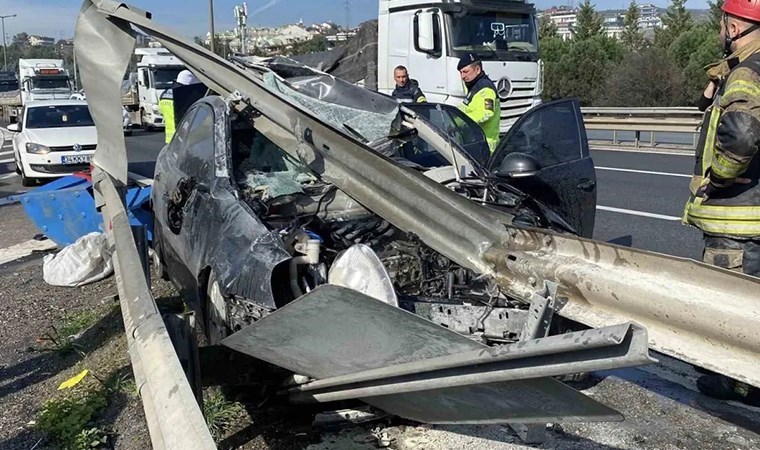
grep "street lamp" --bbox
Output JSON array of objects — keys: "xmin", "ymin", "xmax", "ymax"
[{"xmin": 0, "ymin": 14, "xmax": 16, "ymax": 72}]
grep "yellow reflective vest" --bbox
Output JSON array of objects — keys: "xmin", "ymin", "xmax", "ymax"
[
  {"xmin": 458, "ymin": 73, "xmax": 500, "ymax": 153},
  {"xmin": 158, "ymin": 89, "xmax": 175, "ymax": 144},
  {"xmin": 683, "ymin": 46, "xmax": 760, "ymax": 238}
]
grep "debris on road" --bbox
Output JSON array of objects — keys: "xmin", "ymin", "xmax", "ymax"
[{"xmin": 42, "ymin": 232, "xmax": 113, "ymax": 287}]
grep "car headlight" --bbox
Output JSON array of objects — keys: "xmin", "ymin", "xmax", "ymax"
[
  {"xmin": 26, "ymin": 142, "xmax": 51, "ymax": 154},
  {"xmin": 152, "ymin": 106, "xmax": 160, "ymax": 114}
]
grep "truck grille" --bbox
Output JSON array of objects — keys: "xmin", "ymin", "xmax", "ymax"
[{"xmin": 499, "ymin": 79, "xmax": 537, "ymax": 132}]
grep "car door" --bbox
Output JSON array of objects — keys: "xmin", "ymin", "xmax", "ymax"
[
  {"xmin": 154, "ymin": 101, "xmax": 215, "ymax": 296},
  {"xmin": 487, "ymin": 98, "xmax": 597, "ymax": 238},
  {"xmin": 403, "ymin": 102, "xmax": 490, "ymax": 169}
]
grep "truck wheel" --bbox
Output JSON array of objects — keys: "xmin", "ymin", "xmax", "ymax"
[{"xmin": 205, "ymin": 273, "xmax": 229, "ymax": 345}]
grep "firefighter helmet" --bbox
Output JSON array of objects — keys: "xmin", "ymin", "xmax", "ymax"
[{"xmin": 723, "ymin": 0, "xmax": 760, "ymax": 23}]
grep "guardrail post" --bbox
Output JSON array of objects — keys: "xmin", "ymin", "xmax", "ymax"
[
  {"xmin": 650, "ymin": 132, "xmax": 655, "ymax": 148},
  {"xmin": 634, "ymin": 131, "xmax": 639, "ymax": 148},
  {"xmin": 131, "ymin": 224, "xmax": 150, "ymax": 286},
  {"xmin": 693, "ymin": 132, "xmax": 699, "ymax": 150},
  {"xmin": 612, "ymin": 130, "xmax": 617, "ymax": 146}
]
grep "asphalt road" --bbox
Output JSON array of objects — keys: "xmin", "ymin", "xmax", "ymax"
[{"xmin": 0, "ymin": 128, "xmax": 704, "ymax": 260}]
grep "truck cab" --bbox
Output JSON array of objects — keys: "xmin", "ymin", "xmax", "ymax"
[
  {"xmin": 377, "ymin": 0, "xmax": 542, "ymax": 133},
  {"xmin": 18, "ymin": 59, "xmax": 73, "ymax": 104},
  {"xmin": 134, "ymin": 49, "xmax": 185, "ymax": 129}
]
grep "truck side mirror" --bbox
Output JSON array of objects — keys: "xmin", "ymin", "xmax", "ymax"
[
  {"xmin": 139, "ymin": 71, "xmax": 147, "ymax": 87},
  {"xmin": 6, "ymin": 123, "xmax": 19, "ymax": 132},
  {"xmin": 414, "ymin": 10, "xmax": 441, "ymax": 57}
]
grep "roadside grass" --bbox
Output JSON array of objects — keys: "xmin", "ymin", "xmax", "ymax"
[
  {"xmin": 38, "ymin": 309, "xmax": 104, "ymax": 356},
  {"xmin": 203, "ymin": 388, "xmax": 247, "ymax": 441}
]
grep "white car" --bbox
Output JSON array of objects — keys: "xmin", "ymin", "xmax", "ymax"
[{"xmin": 6, "ymin": 99, "xmax": 97, "ymax": 186}]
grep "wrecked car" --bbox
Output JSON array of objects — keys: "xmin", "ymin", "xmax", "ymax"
[{"xmin": 151, "ymin": 57, "xmax": 598, "ymax": 347}]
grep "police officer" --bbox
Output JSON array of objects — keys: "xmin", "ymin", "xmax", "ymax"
[
  {"xmin": 391, "ymin": 65, "xmax": 426, "ymax": 103},
  {"xmin": 457, "ymin": 53, "xmax": 500, "ymax": 153},
  {"xmin": 158, "ymin": 69, "xmax": 201, "ymax": 144},
  {"xmin": 683, "ymin": 0, "xmax": 760, "ymax": 406}
]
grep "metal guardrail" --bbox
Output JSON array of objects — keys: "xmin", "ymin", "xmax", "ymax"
[
  {"xmin": 581, "ymin": 107, "xmax": 703, "ymax": 149},
  {"xmin": 92, "ymin": 169, "xmax": 216, "ymax": 449}
]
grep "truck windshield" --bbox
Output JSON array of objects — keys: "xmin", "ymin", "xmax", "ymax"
[
  {"xmin": 152, "ymin": 68, "xmax": 183, "ymax": 89},
  {"xmin": 31, "ymin": 77, "xmax": 71, "ymax": 90},
  {"xmin": 446, "ymin": 12, "xmax": 538, "ymax": 62},
  {"xmin": 0, "ymin": 80, "xmax": 16, "ymax": 92},
  {"xmin": 26, "ymin": 105, "xmax": 95, "ymax": 129}
]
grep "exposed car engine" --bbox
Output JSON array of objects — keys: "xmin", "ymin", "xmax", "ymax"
[{"xmin": 227, "ymin": 121, "xmax": 545, "ymax": 343}]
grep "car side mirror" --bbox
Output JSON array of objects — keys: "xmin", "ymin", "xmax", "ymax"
[
  {"xmin": 493, "ymin": 152, "xmax": 541, "ymax": 179},
  {"xmin": 414, "ymin": 10, "xmax": 441, "ymax": 57},
  {"xmin": 6, "ymin": 123, "xmax": 19, "ymax": 132}
]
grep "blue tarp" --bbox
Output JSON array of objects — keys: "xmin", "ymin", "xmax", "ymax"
[{"xmin": 19, "ymin": 175, "xmax": 153, "ymax": 247}]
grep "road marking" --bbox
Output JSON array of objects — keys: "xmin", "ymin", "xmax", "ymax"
[
  {"xmin": 0, "ymin": 172, "xmax": 18, "ymax": 180},
  {"xmin": 597, "ymin": 205, "xmax": 682, "ymax": 221},
  {"xmin": 591, "ymin": 146, "xmax": 694, "ymax": 156},
  {"xmin": 0, "ymin": 239, "xmax": 57, "ymax": 266},
  {"xmin": 597, "ymin": 166, "xmax": 692, "ymax": 178},
  {"xmin": 0, "ymin": 150, "xmax": 12, "ymax": 157},
  {"xmin": 0, "ymin": 157, "xmax": 14, "ymax": 164}
]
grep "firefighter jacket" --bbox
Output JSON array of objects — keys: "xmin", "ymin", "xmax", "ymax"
[
  {"xmin": 392, "ymin": 79, "xmax": 426, "ymax": 103},
  {"xmin": 683, "ymin": 40, "xmax": 760, "ymax": 238},
  {"xmin": 158, "ymin": 88, "xmax": 175, "ymax": 144},
  {"xmin": 458, "ymin": 72, "xmax": 500, "ymax": 153}
]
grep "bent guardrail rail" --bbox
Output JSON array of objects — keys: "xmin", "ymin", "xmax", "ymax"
[{"xmin": 75, "ymin": 2, "xmax": 217, "ymax": 449}]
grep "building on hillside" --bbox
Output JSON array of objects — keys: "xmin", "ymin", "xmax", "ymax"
[
  {"xmin": 603, "ymin": 15, "xmax": 625, "ymax": 39},
  {"xmin": 637, "ymin": 3, "xmax": 663, "ymax": 29},
  {"xmin": 540, "ymin": 7, "xmax": 577, "ymax": 41},
  {"xmin": 28, "ymin": 35, "xmax": 55, "ymax": 47}
]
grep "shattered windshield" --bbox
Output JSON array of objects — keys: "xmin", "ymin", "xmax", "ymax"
[
  {"xmin": 262, "ymin": 71, "xmax": 400, "ymax": 144},
  {"xmin": 447, "ymin": 12, "xmax": 538, "ymax": 62},
  {"xmin": 152, "ymin": 68, "xmax": 183, "ymax": 90}
]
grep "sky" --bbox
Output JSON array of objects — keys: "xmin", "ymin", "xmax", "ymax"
[{"xmin": 0, "ymin": 0, "xmax": 713, "ymax": 41}]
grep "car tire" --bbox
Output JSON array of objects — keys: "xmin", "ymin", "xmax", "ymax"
[
  {"xmin": 20, "ymin": 169, "xmax": 36, "ymax": 187},
  {"xmin": 205, "ymin": 273, "xmax": 229, "ymax": 346}
]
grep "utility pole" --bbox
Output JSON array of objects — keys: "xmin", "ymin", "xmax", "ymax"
[
  {"xmin": 0, "ymin": 14, "xmax": 16, "ymax": 72},
  {"xmin": 209, "ymin": 0, "xmax": 216, "ymax": 54},
  {"xmin": 234, "ymin": 3, "xmax": 248, "ymax": 55}
]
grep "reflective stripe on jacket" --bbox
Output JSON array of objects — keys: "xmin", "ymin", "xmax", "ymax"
[
  {"xmin": 158, "ymin": 89, "xmax": 175, "ymax": 144},
  {"xmin": 683, "ymin": 48, "xmax": 760, "ymax": 238},
  {"xmin": 458, "ymin": 73, "xmax": 500, "ymax": 153}
]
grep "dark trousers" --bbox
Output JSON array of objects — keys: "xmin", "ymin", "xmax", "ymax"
[{"xmin": 702, "ymin": 234, "xmax": 760, "ymax": 277}]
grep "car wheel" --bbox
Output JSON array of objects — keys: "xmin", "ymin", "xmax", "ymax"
[
  {"xmin": 205, "ymin": 273, "xmax": 229, "ymax": 345},
  {"xmin": 20, "ymin": 169, "xmax": 36, "ymax": 187}
]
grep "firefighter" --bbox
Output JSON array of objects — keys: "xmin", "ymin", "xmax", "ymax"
[
  {"xmin": 391, "ymin": 65, "xmax": 426, "ymax": 103},
  {"xmin": 158, "ymin": 69, "xmax": 200, "ymax": 144},
  {"xmin": 683, "ymin": 0, "xmax": 760, "ymax": 406},
  {"xmin": 457, "ymin": 53, "xmax": 500, "ymax": 153}
]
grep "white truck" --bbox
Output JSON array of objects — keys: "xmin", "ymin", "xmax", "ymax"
[
  {"xmin": 18, "ymin": 59, "xmax": 74, "ymax": 104},
  {"xmin": 377, "ymin": 0, "xmax": 542, "ymax": 133},
  {"xmin": 0, "ymin": 59, "xmax": 73, "ymax": 123},
  {"xmin": 123, "ymin": 48, "xmax": 186, "ymax": 129},
  {"xmin": 294, "ymin": 0, "xmax": 543, "ymax": 134}
]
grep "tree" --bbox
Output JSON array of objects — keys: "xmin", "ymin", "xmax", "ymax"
[
  {"xmin": 539, "ymin": 15, "xmax": 559, "ymax": 40},
  {"xmin": 708, "ymin": 0, "xmax": 725, "ymax": 31},
  {"xmin": 655, "ymin": 0, "xmax": 694, "ymax": 47},
  {"xmin": 600, "ymin": 47, "xmax": 689, "ymax": 106},
  {"xmin": 574, "ymin": 0, "xmax": 604, "ymax": 41},
  {"xmin": 621, "ymin": 1, "xmax": 646, "ymax": 51},
  {"xmin": 542, "ymin": 35, "xmax": 625, "ymax": 105}
]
